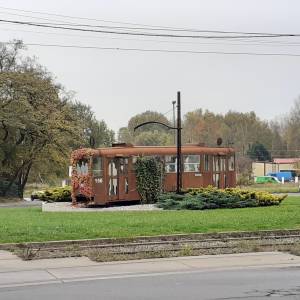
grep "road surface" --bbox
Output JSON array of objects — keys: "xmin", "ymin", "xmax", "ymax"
[{"xmin": 0, "ymin": 251, "xmax": 300, "ymax": 299}]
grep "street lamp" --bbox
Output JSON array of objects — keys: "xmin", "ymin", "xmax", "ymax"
[
  {"xmin": 134, "ymin": 92, "xmax": 182, "ymax": 194},
  {"xmin": 172, "ymin": 100, "xmax": 176, "ymax": 145}
]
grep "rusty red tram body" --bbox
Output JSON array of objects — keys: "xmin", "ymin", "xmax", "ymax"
[{"xmin": 71, "ymin": 144, "xmax": 236, "ymax": 205}]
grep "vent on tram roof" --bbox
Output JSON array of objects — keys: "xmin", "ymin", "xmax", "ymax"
[
  {"xmin": 217, "ymin": 138, "xmax": 223, "ymax": 146},
  {"xmin": 112, "ymin": 143, "xmax": 133, "ymax": 148}
]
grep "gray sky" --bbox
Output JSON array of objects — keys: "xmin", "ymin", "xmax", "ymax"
[{"xmin": 1, "ymin": 0, "xmax": 300, "ymax": 133}]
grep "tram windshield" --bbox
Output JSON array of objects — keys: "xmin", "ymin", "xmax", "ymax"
[{"xmin": 76, "ymin": 158, "xmax": 89, "ymax": 176}]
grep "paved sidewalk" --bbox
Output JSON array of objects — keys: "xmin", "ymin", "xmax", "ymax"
[
  {"xmin": 42, "ymin": 202, "xmax": 161, "ymax": 212},
  {"xmin": 0, "ymin": 200, "xmax": 42, "ymax": 208},
  {"xmin": 0, "ymin": 251, "xmax": 300, "ymax": 289}
]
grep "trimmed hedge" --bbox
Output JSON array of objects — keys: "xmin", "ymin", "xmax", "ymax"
[
  {"xmin": 157, "ymin": 186, "xmax": 287, "ymax": 210},
  {"xmin": 31, "ymin": 186, "xmax": 71, "ymax": 202},
  {"xmin": 135, "ymin": 157, "xmax": 164, "ymax": 204}
]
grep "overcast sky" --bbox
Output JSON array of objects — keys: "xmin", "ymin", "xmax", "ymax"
[{"xmin": 1, "ymin": 0, "xmax": 300, "ymax": 133}]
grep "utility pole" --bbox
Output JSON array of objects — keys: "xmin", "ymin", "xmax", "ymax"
[{"xmin": 176, "ymin": 91, "xmax": 182, "ymax": 193}]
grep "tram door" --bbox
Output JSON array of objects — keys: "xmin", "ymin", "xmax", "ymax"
[{"xmin": 108, "ymin": 157, "xmax": 129, "ymax": 201}]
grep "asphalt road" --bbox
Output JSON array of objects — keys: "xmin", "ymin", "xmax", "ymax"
[
  {"xmin": 0, "ymin": 266, "xmax": 299, "ymax": 300},
  {"xmin": 1, "ymin": 251, "xmax": 300, "ymax": 300},
  {"xmin": 0, "ymin": 199, "xmax": 42, "ymax": 208}
]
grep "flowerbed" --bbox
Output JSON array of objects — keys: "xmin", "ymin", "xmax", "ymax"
[{"xmin": 157, "ymin": 187, "xmax": 287, "ymax": 210}]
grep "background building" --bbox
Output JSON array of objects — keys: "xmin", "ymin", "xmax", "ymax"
[{"xmin": 252, "ymin": 158, "xmax": 300, "ymax": 177}]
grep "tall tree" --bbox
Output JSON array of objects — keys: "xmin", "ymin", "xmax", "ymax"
[
  {"xmin": 247, "ymin": 142, "xmax": 271, "ymax": 161},
  {"xmin": 283, "ymin": 97, "xmax": 300, "ymax": 157},
  {"xmin": 119, "ymin": 111, "xmax": 173, "ymax": 146},
  {"xmin": 0, "ymin": 71, "xmax": 82, "ymax": 197},
  {"xmin": 118, "ymin": 127, "xmax": 133, "ymax": 144},
  {"xmin": 134, "ymin": 131, "xmax": 173, "ymax": 146},
  {"xmin": 0, "ymin": 41, "xmax": 114, "ymax": 197},
  {"xmin": 183, "ymin": 109, "xmax": 227, "ymax": 146},
  {"xmin": 223, "ymin": 111, "xmax": 273, "ymax": 154},
  {"xmin": 269, "ymin": 120, "xmax": 287, "ymax": 158},
  {"xmin": 128, "ymin": 111, "xmax": 171, "ymax": 135},
  {"xmin": 72, "ymin": 101, "xmax": 114, "ymax": 148}
]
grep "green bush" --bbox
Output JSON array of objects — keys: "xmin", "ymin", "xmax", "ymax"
[
  {"xmin": 31, "ymin": 186, "xmax": 71, "ymax": 202},
  {"xmin": 135, "ymin": 157, "xmax": 164, "ymax": 204},
  {"xmin": 157, "ymin": 186, "xmax": 287, "ymax": 210}
]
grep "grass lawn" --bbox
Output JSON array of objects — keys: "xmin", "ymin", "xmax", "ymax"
[
  {"xmin": 0, "ymin": 197, "xmax": 300, "ymax": 244},
  {"xmin": 240, "ymin": 183, "xmax": 300, "ymax": 193}
]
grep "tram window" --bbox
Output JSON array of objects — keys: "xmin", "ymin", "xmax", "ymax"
[
  {"xmin": 92, "ymin": 157, "xmax": 103, "ymax": 177},
  {"xmin": 165, "ymin": 155, "xmax": 177, "ymax": 173},
  {"xmin": 213, "ymin": 173, "xmax": 220, "ymax": 188},
  {"xmin": 184, "ymin": 155, "xmax": 200, "ymax": 172},
  {"xmin": 220, "ymin": 157, "xmax": 226, "ymax": 171},
  {"xmin": 120, "ymin": 158, "xmax": 128, "ymax": 175},
  {"xmin": 229, "ymin": 156, "xmax": 235, "ymax": 171},
  {"xmin": 109, "ymin": 178, "xmax": 118, "ymax": 196},
  {"xmin": 204, "ymin": 155, "xmax": 210, "ymax": 171},
  {"xmin": 76, "ymin": 159, "xmax": 89, "ymax": 176},
  {"xmin": 213, "ymin": 156, "xmax": 221, "ymax": 172},
  {"xmin": 108, "ymin": 160, "xmax": 117, "ymax": 176}
]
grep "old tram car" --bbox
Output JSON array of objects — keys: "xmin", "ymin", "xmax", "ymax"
[{"xmin": 71, "ymin": 144, "xmax": 236, "ymax": 205}]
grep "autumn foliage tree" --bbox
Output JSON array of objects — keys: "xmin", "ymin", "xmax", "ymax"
[
  {"xmin": 71, "ymin": 101, "xmax": 115, "ymax": 148},
  {"xmin": 0, "ymin": 41, "xmax": 114, "ymax": 197}
]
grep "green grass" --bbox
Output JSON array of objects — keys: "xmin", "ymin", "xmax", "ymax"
[
  {"xmin": 0, "ymin": 197, "xmax": 300, "ymax": 244},
  {"xmin": 240, "ymin": 183, "xmax": 300, "ymax": 193}
]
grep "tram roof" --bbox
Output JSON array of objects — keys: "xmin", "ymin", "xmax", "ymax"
[{"xmin": 72, "ymin": 145, "xmax": 235, "ymax": 158}]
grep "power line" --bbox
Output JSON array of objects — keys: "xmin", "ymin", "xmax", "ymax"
[
  {"xmin": 0, "ymin": 11, "xmax": 194, "ymax": 32},
  {"xmin": 0, "ymin": 5, "xmax": 294, "ymax": 36},
  {"xmin": 0, "ymin": 11, "xmax": 77, "ymax": 26},
  {"xmin": 0, "ymin": 9, "xmax": 295, "ymax": 38},
  {"xmin": 3, "ymin": 41, "xmax": 300, "ymax": 57},
  {"xmin": 4, "ymin": 27, "xmax": 300, "ymax": 51},
  {"xmin": 0, "ymin": 5, "xmax": 196, "ymax": 30},
  {"xmin": 3, "ymin": 26, "xmax": 300, "ymax": 48},
  {"xmin": 0, "ymin": 19, "xmax": 298, "ymax": 40}
]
